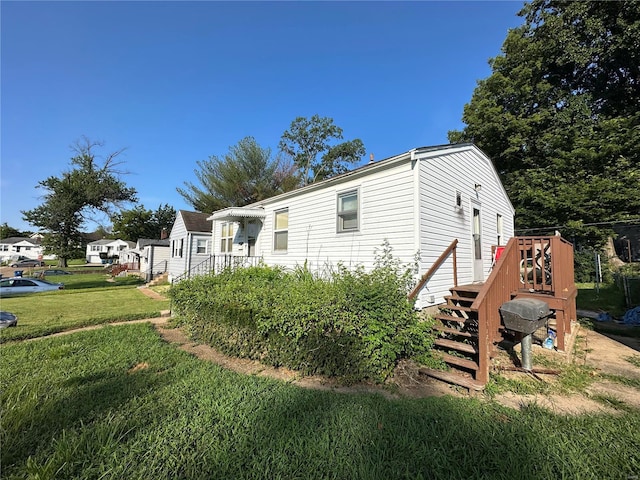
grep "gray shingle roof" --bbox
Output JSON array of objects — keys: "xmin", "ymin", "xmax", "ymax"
[{"xmin": 179, "ymin": 210, "xmax": 212, "ymax": 233}]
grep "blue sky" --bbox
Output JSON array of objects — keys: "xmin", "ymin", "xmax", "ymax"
[{"xmin": 1, "ymin": 1, "xmax": 524, "ymax": 232}]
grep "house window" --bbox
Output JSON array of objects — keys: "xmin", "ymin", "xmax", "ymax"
[
  {"xmin": 172, "ymin": 239, "xmax": 183, "ymax": 258},
  {"xmin": 497, "ymin": 214, "xmax": 504, "ymax": 246},
  {"xmin": 221, "ymin": 223, "xmax": 233, "ymax": 253},
  {"xmin": 91, "ymin": 245, "xmax": 101, "ymax": 252},
  {"xmin": 273, "ymin": 209, "xmax": 288, "ymax": 252},
  {"xmin": 196, "ymin": 239, "xmax": 208, "ymax": 254},
  {"xmin": 337, "ymin": 190, "xmax": 359, "ymax": 232}
]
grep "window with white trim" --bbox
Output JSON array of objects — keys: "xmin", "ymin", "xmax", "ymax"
[
  {"xmin": 196, "ymin": 238, "xmax": 208, "ymax": 254},
  {"xmin": 337, "ymin": 190, "xmax": 359, "ymax": 232},
  {"xmin": 172, "ymin": 239, "xmax": 183, "ymax": 258},
  {"xmin": 496, "ymin": 214, "xmax": 504, "ymax": 246},
  {"xmin": 221, "ymin": 223, "xmax": 233, "ymax": 253},
  {"xmin": 273, "ymin": 209, "xmax": 288, "ymax": 252}
]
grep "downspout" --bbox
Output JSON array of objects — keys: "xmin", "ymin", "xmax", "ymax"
[
  {"xmin": 411, "ymin": 149, "xmax": 422, "ymax": 307},
  {"xmin": 186, "ymin": 233, "xmax": 192, "ymax": 276},
  {"xmin": 148, "ymin": 246, "xmax": 155, "ymax": 283}
]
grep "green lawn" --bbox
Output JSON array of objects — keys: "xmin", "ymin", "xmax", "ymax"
[
  {"xmin": 40, "ymin": 272, "xmax": 145, "ymax": 290},
  {"xmin": 576, "ymin": 282, "xmax": 628, "ymax": 316},
  {"xmin": 2, "ymin": 323, "xmax": 639, "ymax": 480},
  {"xmin": 0, "ymin": 283, "xmax": 169, "ymax": 343}
]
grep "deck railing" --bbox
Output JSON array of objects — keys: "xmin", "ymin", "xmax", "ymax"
[
  {"xmin": 172, "ymin": 254, "xmax": 262, "ymax": 283},
  {"xmin": 408, "ymin": 239, "xmax": 458, "ymax": 300},
  {"xmin": 472, "ymin": 235, "xmax": 576, "ymax": 382},
  {"xmin": 471, "ymin": 238, "xmax": 521, "ymax": 383}
]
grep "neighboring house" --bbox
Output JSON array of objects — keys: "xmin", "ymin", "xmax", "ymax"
[
  {"xmin": 85, "ymin": 239, "xmax": 135, "ymax": 264},
  {"xmin": 125, "ymin": 239, "xmax": 171, "ymax": 281},
  {"xmin": 167, "ymin": 211, "xmax": 212, "ymax": 282},
  {"xmin": 0, "ymin": 237, "xmax": 45, "ymax": 262},
  {"xmin": 207, "ymin": 143, "xmax": 515, "ymax": 309}
]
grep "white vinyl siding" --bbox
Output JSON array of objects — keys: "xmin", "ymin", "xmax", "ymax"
[
  {"xmin": 418, "ymin": 147, "xmax": 515, "ymax": 306},
  {"xmin": 259, "ymin": 160, "xmax": 416, "ymax": 272}
]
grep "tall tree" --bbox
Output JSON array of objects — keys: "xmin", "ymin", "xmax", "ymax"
[
  {"xmin": 22, "ymin": 138, "xmax": 137, "ymax": 266},
  {"xmin": 177, "ymin": 136, "xmax": 298, "ymax": 213},
  {"xmin": 449, "ymin": 0, "xmax": 640, "ymax": 247},
  {"xmin": 111, "ymin": 204, "xmax": 176, "ymax": 241},
  {"xmin": 0, "ymin": 223, "xmax": 22, "ymax": 239},
  {"xmin": 279, "ymin": 115, "xmax": 366, "ymax": 186}
]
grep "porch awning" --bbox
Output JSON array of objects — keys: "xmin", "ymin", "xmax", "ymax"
[{"xmin": 208, "ymin": 207, "xmax": 266, "ymax": 222}]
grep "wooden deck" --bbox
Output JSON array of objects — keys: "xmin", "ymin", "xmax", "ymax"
[{"xmin": 424, "ymin": 236, "xmax": 577, "ymax": 389}]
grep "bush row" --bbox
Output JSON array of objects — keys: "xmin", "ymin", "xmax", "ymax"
[{"xmin": 170, "ymin": 250, "xmax": 437, "ymax": 382}]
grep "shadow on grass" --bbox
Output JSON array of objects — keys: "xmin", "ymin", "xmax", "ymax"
[{"xmin": 3, "ymin": 324, "xmax": 639, "ymax": 479}]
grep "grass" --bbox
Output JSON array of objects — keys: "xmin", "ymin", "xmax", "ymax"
[
  {"xmin": 38, "ymin": 272, "xmax": 145, "ymax": 290},
  {"xmin": 0, "ymin": 283, "xmax": 169, "ymax": 343},
  {"xmin": 576, "ymin": 282, "xmax": 628, "ymax": 316},
  {"xmin": 2, "ymin": 323, "xmax": 639, "ymax": 480}
]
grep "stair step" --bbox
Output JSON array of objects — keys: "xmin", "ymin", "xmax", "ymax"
[
  {"xmin": 437, "ymin": 352, "xmax": 479, "ymax": 371},
  {"xmin": 435, "ymin": 326, "xmax": 476, "ymax": 338},
  {"xmin": 443, "ymin": 304, "xmax": 476, "ymax": 313},
  {"xmin": 444, "ymin": 294, "xmax": 476, "ymax": 305},
  {"xmin": 418, "ymin": 367, "xmax": 484, "ymax": 391},
  {"xmin": 434, "ymin": 338, "xmax": 478, "ymax": 355},
  {"xmin": 434, "ymin": 313, "xmax": 472, "ymax": 324},
  {"xmin": 450, "ymin": 284, "xmax": 483, "ymax": 296}
]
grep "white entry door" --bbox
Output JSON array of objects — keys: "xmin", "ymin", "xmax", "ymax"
[{"xmin": 472, "ymin": 204, "xmax": 484, "ymax": 282}]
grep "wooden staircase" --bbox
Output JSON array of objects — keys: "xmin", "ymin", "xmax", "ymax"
[
  {"xmin": 415, "ymin": 236, "xmax": 577, "ymax": 391},
  {"xmin": 147, "ymin": 272, "xmax": 169, "ymax": 287},
  {"xmin": 421, "ymin": 284, "xmax": 486, "ymax": 391}
]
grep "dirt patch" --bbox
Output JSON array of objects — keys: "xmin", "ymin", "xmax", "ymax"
[
  {"xmin": 494, "ymin": 392, "xmax": 614, "ymax": 414},
  {"xmin": 155, "ymin": 323, "xmax": 458, "ymax": 400}
]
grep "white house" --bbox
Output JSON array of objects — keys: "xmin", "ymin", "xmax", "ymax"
[
  {"xmin": 85, "ymin": 239, "xmax": 135, "ymax": 264},
  {"xmin": 167, "ymin": 211, "xmax": 212, "ymax": 282},
  {"xmin": 125, "ymin": 239, "xmax": 171, "ymax": 281},
  {"xmin": 0, "ymin": 237, "xmax": 45, "ymax": 262},
  {"xmin": 207, "ymin": 144, "xmax": 515, "ymax": 309}
]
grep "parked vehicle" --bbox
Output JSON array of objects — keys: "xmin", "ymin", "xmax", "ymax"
[
  {"xmin": 10, "ymin": 259, "xmax": 45, "ymax": 268},
  {"xmin": 0, "ymin": 277, "xmax": 64, "ymax": 296},
  {"xmin": 0, "ymin": 311, "xmax": 18, "ymax": 328}
]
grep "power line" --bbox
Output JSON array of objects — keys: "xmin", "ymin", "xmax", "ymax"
[{"xmin": 515, "ymin": 218, "xmax": 640, "ymax": 234}]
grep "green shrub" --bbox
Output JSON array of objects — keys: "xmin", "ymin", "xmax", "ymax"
[{"xmin": 170, "ymin": 245, "xmax": 438, "ymax": 382}]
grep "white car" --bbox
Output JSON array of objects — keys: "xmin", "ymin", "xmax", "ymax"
[{"xmin": 0, "ymin": 277, "xmax": 64, "ymax": 296}]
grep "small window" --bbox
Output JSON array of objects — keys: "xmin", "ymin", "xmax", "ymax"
[
  {"xmin": 221, "ymin": 223, "xmax": 233, "ymax": 253},
  {"xmin": 172, "ymin": 239, "xmax": 183, "ymax": 258},
  {"xmin": 337, "ymin": 190, "xmax": 359, "ymax": 232},
  {"xmin": 273, "ymin": 209, "xmax": 288, "ymax": 252},
  {"xmin": 196, "ymin": 239, "xmax": 208, "ymax": 254},
  {"xmin": 496, "ymin": 214, "xmax": 504, "ymax": 246}
]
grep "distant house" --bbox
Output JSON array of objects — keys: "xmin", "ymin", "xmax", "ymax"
[
  {"xmin": 167, "ymin": 211, "xmax": 212, "ymax": 282},
  {"xmin": 124, "ymin": 238, "xmax": 171, "ymax": 282},
  {"xmin": 0, "ymin": 237, "xmax": 45, "ymax": 262},
  {"xmin": 85, "ymin": 239, "xmax": 135, "ymax": 264},
  {"xmin": 207, "ymin": 143, "xmax": 515, "ymax": 308}
]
